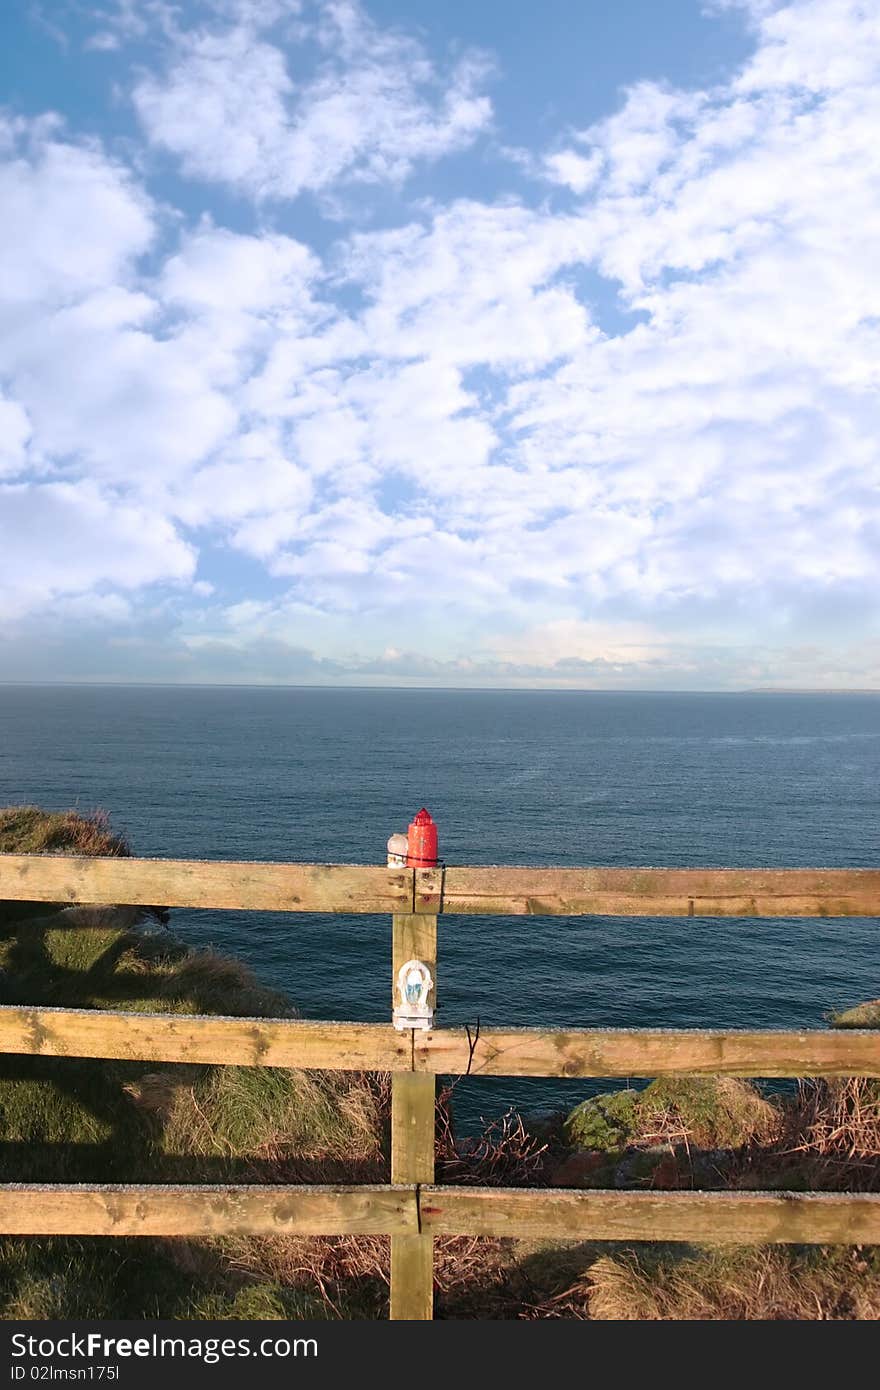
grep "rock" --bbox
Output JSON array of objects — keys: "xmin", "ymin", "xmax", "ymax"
[{"xmin": 550, "ymin": 1150, "xmax": 611, "ymax": 1187}]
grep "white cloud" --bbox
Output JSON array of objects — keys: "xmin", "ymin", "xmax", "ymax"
[
  {"xmin": 248, "ymin": 0, "xmax": 880, "ymax": 620},
  {"xmin": 3, "ymin": 285, "xmax": 238, "ymax": 485},
  {"xmin": 0, "ymin": 121, "xmax": 237, "ymax": 492},
  {"xmin": 0, "ymin": 480, "xmax": 194, "ymax": 618},
  {"xmin": 735, "ymin": 0, "xmax": 880, "ymax": 92},
  {"xmin": 0, "ymin": 126, "xmax": 320, "ymax": 610},
  {"xmin": 542, "ymin": 148, "xmax": 603, "ymax": 194},
  {"xmin": 0, "ymin": 115, "xmax": 154, "ymax": 306},
  {"xmin": 83, "ymin": 30, "xmax": 122, "ymax": 52},
  {"xmin": 341, "ymin": 203, "xmax": 595, "ymax": 371},
  {"xmin": 0, "ymin": 395, "xmax": 31, "ymax": 477},
  {"xmin": 167, "ymin": 429, "xmax": 313, "ymax": 528},
  {"xmin": 485, "ymin": 617, "xmax": 674, "ymax": 667},
  {"xmin": 132, "ymin": 0, "xmax": 493, "ymax": 201},
  {"xmin": 160, "ymin": 224, "xmax": 318, "ymax": 313}
]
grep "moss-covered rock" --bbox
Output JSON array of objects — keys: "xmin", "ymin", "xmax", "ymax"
[
  {"xmin": 564, "ymin": 1089, "xmax": 640, "ymax": 1151},
  {"xmin": 638, "ymin": 1076, "xmax": 779, "ymax": 1149},
  {"xmin": 564, "ymin": 1076, "xmax": 779, "ymax": 1162}
]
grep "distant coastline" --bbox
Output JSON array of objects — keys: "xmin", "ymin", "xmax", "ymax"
[{"xmin": 744, "ymin": 688, "xmax": 880, "ymax": 694}]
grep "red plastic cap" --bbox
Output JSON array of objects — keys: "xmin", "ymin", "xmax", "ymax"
[{"xmin": 407, "ymin": 807, "xmax": 438, "ymax": 867}]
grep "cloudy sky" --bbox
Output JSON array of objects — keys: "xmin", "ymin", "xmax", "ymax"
[{"xmin": 1, "ymin": 0, "xmax": 878, "ymax": 688}]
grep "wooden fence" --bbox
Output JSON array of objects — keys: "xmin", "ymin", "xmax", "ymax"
[{"xmin": 1, "ymin": 854, "xmax": 880, "ymax": 1319}]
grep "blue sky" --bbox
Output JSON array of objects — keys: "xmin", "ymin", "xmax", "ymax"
[{"xmin": 1, "ymin": 0, "xmax": 878, "ymax": 687}]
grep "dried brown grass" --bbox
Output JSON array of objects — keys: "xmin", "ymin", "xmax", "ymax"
[
  {"xmin": 217, "ymin": 1231, "xmax": 518, "ymax": 1319},
  {"xmin": 776, "ymin": 1078, "xmax": 880, "ymax": 1190},
  {"xmin": 436, "ymin": 1090, "xmax": 550, "ymax": 1187},
  {"xmin": 579, "ymin": 1246, "xmax": 880, "ymax": 1320}
]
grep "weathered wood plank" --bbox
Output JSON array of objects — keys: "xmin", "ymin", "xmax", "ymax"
[
  {"xmin": 390, "ymin": 911, "xmax": 437, "ymax": 1321},
  {"xmin": 0, "ymin": 1007, "xmax": 409, "ymax": 1070},
  {"xmin": 8, "ymin": 1182, "xmax": 877, "ymax": 1246},
  {"xmin": 390, "ymin": 1234, "xmax": 434, "ymax": 1321},
  {"xmin": 391, "ymin": 913, "xmax": 438, "ymax": 1186},
  {"xmin": 2, "ymin": 1009, "xmax": 877, "ymax": 1079},
  {"xmin": 0, "ymin": 856, "xmax": 412, "ymax": 914},
  {"xmin": 4, "ymin": 857, "xmax": 878, "ymax": 918},
  {"xmin": 438, "ymin": 865, "xmax": 880, "ymax": 917},
  {"xmin": 413, "ymin": 866, "xmax": 444, "ymax": 915},
  {"xmin": 415, "ymin": 1026, "xmax": 880, "ymax": 1078},
  {"xmin": 0, "ymin": 1184, "xmax": 417, "ymax": 1237},
  {"xmin": 419, "ymin": 1187, "xmax": 880, "ymax": 1244},
  {"xmin": 391, "ymin": 1069, "xmax": 436, "ymax": 1178},
  {"xmin": 391, "ymin": 913, "xmax": 438, "ymax": 1024}
]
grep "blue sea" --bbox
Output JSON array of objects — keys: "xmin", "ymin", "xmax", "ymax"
[{"xmin": 1, "ymin": 685, "xmax": 879, "ymax": 1129}]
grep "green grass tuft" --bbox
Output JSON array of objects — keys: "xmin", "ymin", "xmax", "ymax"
[
  {"xmin": 0, "ymin": 807, "xmax": 129, "ymax": 858},
  {"xmin": 188, "ymin": 1283, "xmax": 334, "ymax": 1320},
  {"xmin": 831, "ymin": 999, "xmax": 880, "ymax": 1029},
  {"xmin": 0, "ymin": 1238, "xmax": 213, "ymax": 1320}
]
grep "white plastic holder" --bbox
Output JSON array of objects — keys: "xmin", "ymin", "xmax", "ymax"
[
  {"xmin": 393, "ymin": 958, "xmax": 434, "ymax": 1032},
  {"xmin": 386, "ymin": 832, "xmax": 408, "ymax": 868}
]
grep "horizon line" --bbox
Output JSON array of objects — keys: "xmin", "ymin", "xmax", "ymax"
[{"xmin": 0, "ymin": 681, "xmax": 878, "ymax": 695}]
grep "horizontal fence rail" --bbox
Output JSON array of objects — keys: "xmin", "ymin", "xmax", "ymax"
[
  {"xmin": 0, "ymin": 1008, "xmax": 410, "ymax": 1070},
  {"xmin": 414, "ymin": 1025, "xmax": 880, "ymax": 1078},
  {"xmin": 433, "ymin": 865, "xmax": 880, "ymax": 918},
  {"xmin": 2, "ymin": 854, "xmax": 880, "ymax": 917},
  {"xmin": 1, "ymin": 1185, "xmax": 880, "ymax": 1247},
  {"xmin": 2, "ymin": 844, "xmax": 880, "ymax": 1320},
  {"xmin": 2, "ymin": 1006, "xmax": 880, "ymax": 1077},
  {"xmin": 0, "ymin": 855, "xmax": 412, "ymax": 914},
  {"xmin": 418, "ymin": 1188, "xmax": 880, "ymax": 1245},
  {"xmin": 0, "ymin": 1184, "xmax": 417, "ymax": 1237}
]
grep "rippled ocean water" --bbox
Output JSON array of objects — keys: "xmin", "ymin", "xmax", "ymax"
[{"xmin": 2, "ymin": 685, "xmax": 878, "ymax": 1127}]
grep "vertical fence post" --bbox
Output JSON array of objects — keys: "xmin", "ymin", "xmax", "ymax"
[{"xmin": 389, "ymin": 811, "xmax": 439, "ymax": 1321}]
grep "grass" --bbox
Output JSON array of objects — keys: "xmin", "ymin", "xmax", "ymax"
[
  {"xmin": 128, "ymin": 1064, "xmax": 385, "ymax": 1182},
  {"xmin": 580, "ymin": 1245, "xmax": 880, "ymax": 1320},
  {"xmin": 0, "ymin": 807, "xmax": 376, "ymax": 1184},
  {"xmin": 0, "ymin": 808, "xmax": 132, "ymax": 934},
  {"xmin": 529, "ymin": 1009, "xmax": 880, "ymax": 1319},
  {"xmin": 0, "ymin": 806, "xmax": 388, "ymax": 1317},
  {"xmin": 0, "ymin": 907, "xmax": 291, "ymax": 1017},
  {"xmin": 564, "ymin": 1088, "xmax": 640, "ymax": 1153},
  {"xmin": 831, "ymin": 999, "xmax": 880, "ymax": 1029},
  {"xmin": 0, "ymin": 1237, "xmax": 338, "ymax": 1320},
  {"xmin": 776, "ymin": 1077, "xmax": 880, "ymax": 1191},
  {"xmin": 0, "ymin": 807, "xmax": 129, "ymax": 858}
]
